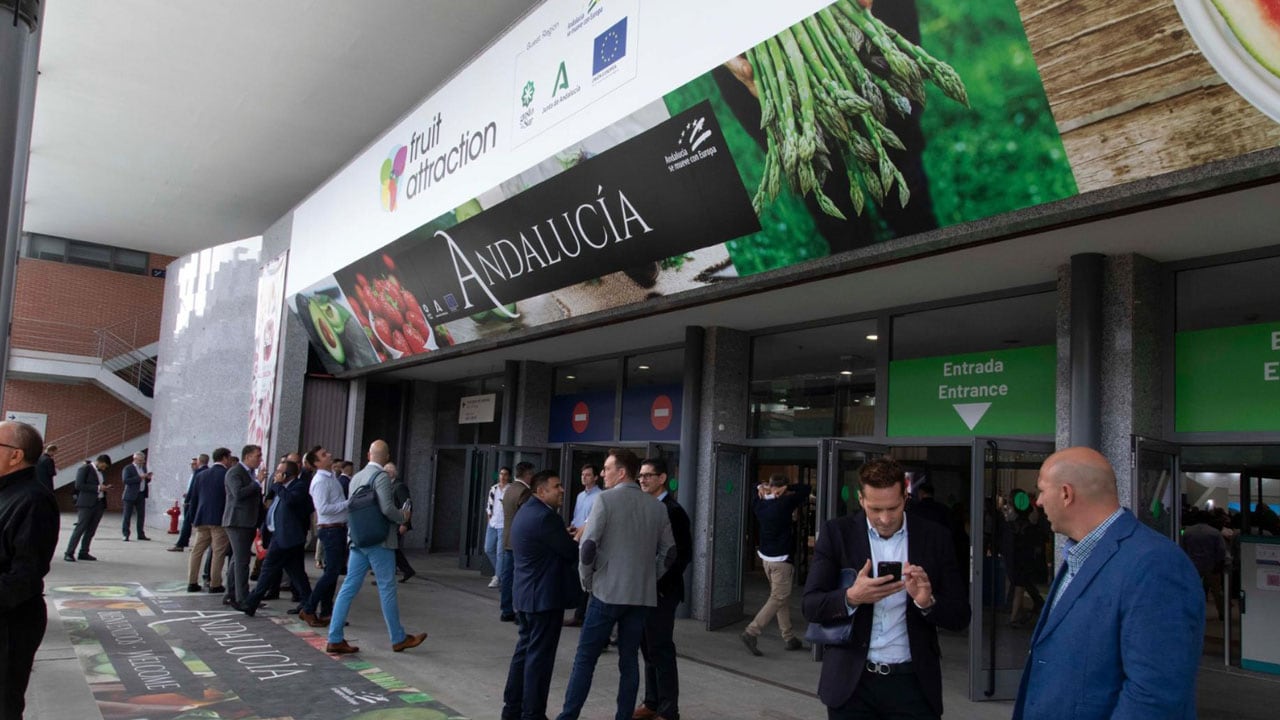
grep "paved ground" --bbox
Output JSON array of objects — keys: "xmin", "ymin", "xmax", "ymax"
[{"xmin": 27, "ymin": 513, "xmax": 1280, "ymax": 719}]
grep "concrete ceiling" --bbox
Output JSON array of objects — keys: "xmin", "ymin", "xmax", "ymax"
[{"xmin": 22, "ymin": 0, "xmax": 537, "ymax": 254}]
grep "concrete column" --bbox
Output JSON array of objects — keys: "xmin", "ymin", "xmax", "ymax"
[
  {"xmin": 0, "ymin": 2, "xmax": 41, "ymax": 408},
  {"xmin": 405, "ymin": 380, "xmax": 437, "ymax": 550},
  {"xmin": 690, "ymin": 326, "xmax": 749, "ymax": 620},
  {"xmin": 514, "ymin": 360, "xmax": 551, "ymax": 446},
  {"xmin": 1057, "ymin": 254, "xmax": 1164, "ymax": 510},
  {"xmin": 1068, "ymin": 254, "xmax": 1105, "ymax": 450},
  {"xmin": 677, "ymin": 326, "xmax": 704, "ymax": 619}
]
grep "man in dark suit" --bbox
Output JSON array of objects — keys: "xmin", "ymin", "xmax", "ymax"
[
  {"xmin": 503, "ymin": 469, "xmax": 579, "ymax": 720},
  {"xmin": 803, "ymin": 457, "xmax": 969, "ymax": 719},
  {"xmin": 223, "ymin": 444, "xmax": 264, "ymax": 605},
  {"xmin": 64, "ymin": 455, "xmax": 112, "ymax": 562},
  {"xmin": 35, "ymin": 444, "xmax": 57, "ymax": 492},
  {"xmin": 186, "ymin": 449, "xmax": 232, "ymax": 592},
  {"xmin": 240, "ymin": 459, "xmax": 314, "ymax": 615},
  {"xmin": 635, "ymin": 457, "xmax": 692, "ymax": 720},
  {"xmin": 1012, "ymin": 448, "xmax": 1203, "ymax": 720},
  {"xmin": 170, "ymin": 454, "xmax": 209, "ymax": 551},
  {"xmin": 121, "ymin": 451, "xmax": 152, "ymax": 540}
]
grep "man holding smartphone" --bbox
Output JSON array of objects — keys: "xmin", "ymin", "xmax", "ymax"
[
  {"xmin": 803, "ymin": 457, "xmax": 969, "ymax": 719},
  {"xmin": 741, "ymin": 474, "xmax": 811, "ymax": 656}
]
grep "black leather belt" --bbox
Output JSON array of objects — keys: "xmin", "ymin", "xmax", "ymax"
[
  {"xmin": 865, "ymin": 660, "xmax": 915, "ymax": 676},
  {"xmin": 317, "ymin": 523, "xmax": 347, "ymax": 530}
]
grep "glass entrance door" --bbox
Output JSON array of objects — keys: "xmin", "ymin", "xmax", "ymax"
[
  {"xmin": 817, "ymin": 440, "xmax": 889, "ymax": 523},
  {"xmin": 969, "ymin": 438, "xmax": 1054, "ymax": 701},
  {"xmin": 460, "ymin": 445, "xmax": 548, "ymax": 569},
  {"xmin": 1132, "ymin": 436, "xmax": 1181, "ymax": 541},
  {"xmin": 431, "ymin": 446, "xmax": 485, "ymax": 567},
  {"xmin": 707, "ymin": 443, "xmax": 751, "ymax": 630}
]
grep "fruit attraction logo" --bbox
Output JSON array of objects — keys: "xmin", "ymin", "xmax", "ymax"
[{"xmin": 380, "ymin": 145, "xmax": 408, "ymax": 212}]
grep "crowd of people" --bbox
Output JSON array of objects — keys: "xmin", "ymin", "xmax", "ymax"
[
  {"xmin": 0, "ymin": 419, "xmax": 1226, "ymax": 720},
  {"xmin": 168, "ymin": 440, "xmax": 427, "ymax": 653}
]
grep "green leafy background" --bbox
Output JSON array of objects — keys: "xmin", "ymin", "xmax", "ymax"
[{"xmin": 662, "ymin": 0, "xmax": 1077, "ymax": 276}]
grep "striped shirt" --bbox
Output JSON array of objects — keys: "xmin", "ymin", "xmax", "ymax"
[
  {"xmin": 487, "ymin": 483, "xmax": 506, "ymax": 529},
  {"xmin": 1049, "ymin": 507, "xmax": 1124, "ymax": 610}
]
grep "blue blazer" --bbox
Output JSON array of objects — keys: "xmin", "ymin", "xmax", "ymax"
[
  {"xmin": 188, "ymin": 465, "xmax": 228, "ymax": 527},
  {"xmin": 1013, "ymin": 510, "xmax": 1204, "ymax": 720},
  {"xmin": 265, "ymin": 478, "xmax": 314, "ymax": 549},
  {"xmin": 511, "ymin": 496, "xmax": 580, "ymax": 613}
]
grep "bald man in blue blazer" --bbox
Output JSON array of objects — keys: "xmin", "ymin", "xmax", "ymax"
[{"xmin": 1013, "ymin": 448, "xmax": 1204, "ymax": 720}]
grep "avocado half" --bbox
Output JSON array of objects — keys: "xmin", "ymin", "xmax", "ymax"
[
  {"xmin": 309, "ymin": 298, "xmax": 346, "ymax": 365},
  {"xmin": 1212, "ymin": 0, "xmax": 1280, "ymax": 78}
]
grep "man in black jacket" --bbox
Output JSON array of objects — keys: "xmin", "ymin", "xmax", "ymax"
[
  {"xmin": 635, "ymin": 457, "xmax": 692, "ymax": 720},
  {"xmin": 803, "ymin": 457, "xmax": 969, "ymax": 719},
  {"xmin": 742, "ymin": 474, "xmax": 810, "ymax": 656},
  {"xmin": 34, "ymin": 444, "xmax": 56, "ymax": 492},
  {"xmin": 0, "ymin": 421, "xmax": 60, "ymax": 719},
  {"xmin": 240, "ymin": 459, "xmax": 314, "ymax": 616}
]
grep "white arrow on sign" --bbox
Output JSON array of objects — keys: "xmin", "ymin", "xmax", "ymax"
[{"xmin": 953, "ymin": 402, "xmax": 992, "ymax": 431}]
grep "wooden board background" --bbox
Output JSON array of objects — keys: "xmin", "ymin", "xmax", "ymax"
[{"xmin": 1017, "ymin": 0, "xmax": 1280, "ymax": 192}]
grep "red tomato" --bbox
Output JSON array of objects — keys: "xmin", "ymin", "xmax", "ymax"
[
  {"xmin": 390, "ymin": 329, "xmax": 409, "ymax": 354},
  {"xmin": 403, "ymin": 324, "xmax": 427, "ymax": 354},
  {"xmin": 382, "ymin": 253, "xmax": 397, "ymax": 272},
  {"xmin": 355, "ymin": 272, "xmax": 369, "ymax": 289},
  {"xmin": 406, "ymin": 306, "xmax": 428, "ymax": 337}
]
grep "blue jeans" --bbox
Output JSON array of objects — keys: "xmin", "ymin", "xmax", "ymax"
[
  {"xmin": 327, "ymin": 545, "xmax": 406, "ymax": 645},
  {"xmin": 499, "ymin": 548, "xmax": 515, "ymax": 615},
  {"xmin": 556, "ymin": 597, "xmax": 649, "ymax": 720},
  {"xmin": 484, "ymin": 524, "xmax": 501, "ymax": 576},
  {"xmin": 303, "ymin": 527, "xmax": 346, "ymax": 616}
]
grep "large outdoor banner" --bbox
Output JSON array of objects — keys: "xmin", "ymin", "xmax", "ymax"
[
  {"xmin": 248, "ymin": 251, "xmax": 288, "ymax": 447},
  {"xmin": 289, "ymin": 0, "xmax": 1280, "ymax": 374}
]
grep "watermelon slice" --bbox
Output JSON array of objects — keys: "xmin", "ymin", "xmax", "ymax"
[{"xmin": 1212, "ymin": 0, "xmax": 1280, "ymax": 78}]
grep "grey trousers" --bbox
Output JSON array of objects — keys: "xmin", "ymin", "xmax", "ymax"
[
  {"xmin": 224, "ymin": 527, "xmax": 256, "ymax": 603},
  {"xmin": 65, "ymin": 505, "xmax": 103, "ymax": 556}
]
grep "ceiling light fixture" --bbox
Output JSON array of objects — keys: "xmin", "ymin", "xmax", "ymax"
[
  {"xmin": 637, "ymin": 364, "xmax": 650, "ymax": 370},
  {"xmin": 565, "ymin": 375, "xmax": 576, "ymax": 380},
  {"xmin": 866, "ymin": 334, "xmax": 879, "ymax": 341},
  {"xmin": 840, "ymin": 370, "xmax": 854, "ymax": 376}
]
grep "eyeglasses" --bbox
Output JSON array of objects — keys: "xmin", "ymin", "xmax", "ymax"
[
  {"xmin": 0, "ymin": 443, "xmax": 20, "ymax": 451},
  {"xmin": 637, "ymin": 472, "xmax": 662, "ymax": 479}
]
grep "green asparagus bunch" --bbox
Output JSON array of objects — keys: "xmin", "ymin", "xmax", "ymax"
[{"xmin": 746, "ymin": 1, "xmax": 968, "ymax": 219}]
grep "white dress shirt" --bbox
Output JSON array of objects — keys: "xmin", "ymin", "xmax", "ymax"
[
  {"xmin": 859, "ymin": 516, "xmax": 911, "ymax": 664},
  {"xmin": 310, "ymin": 469, "xmax": 348, "ymax": 525}
]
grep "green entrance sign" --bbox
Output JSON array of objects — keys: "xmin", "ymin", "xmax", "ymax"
[
  {"xmin": 1176, "ymin": 321, "xmax": 1280, "ymax": 432},
  {"xmin": 888, "ymin": 345, "xmax": 1055, "ymax": 437}
]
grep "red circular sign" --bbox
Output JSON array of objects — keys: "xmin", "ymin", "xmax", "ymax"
[
  {"xmin": 572, "ymin": 401, "xmax": 590, "ymax": 434},
  {"xmin": 650, "ymin": 395, "xmax": 673, "ymax": 431}
]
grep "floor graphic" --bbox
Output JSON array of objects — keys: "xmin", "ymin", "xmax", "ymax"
[{"xmin": 50, "ymin": 582, "xmax": 467, "ymax": 720}]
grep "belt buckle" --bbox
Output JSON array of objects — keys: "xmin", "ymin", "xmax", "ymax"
[{"xmin": 866, "ymin": 660, "xmax": 891, "ymax": 675}]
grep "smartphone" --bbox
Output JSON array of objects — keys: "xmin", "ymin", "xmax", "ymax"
[{"xmin": 877, "ymin": 561, "xmax": 902, "ymax": 582}]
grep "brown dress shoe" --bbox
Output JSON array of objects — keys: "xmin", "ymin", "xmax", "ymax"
[
  {"xmin": 325, "ymin": 640, "xmax": 359, "ymax": 654},
  {"xmin": 392, "ymin": 632, "xmax": 427, "ymax": 652},
  {"xmin": 298, "ymin": 610, "xmax": 328, "ymax": 628},
  {"xmin": 632, "ymin": 706, "xmax": 658, "ymax": 720}
]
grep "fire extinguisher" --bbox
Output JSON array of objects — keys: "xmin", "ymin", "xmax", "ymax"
[{"xmin": 166, "ymin": 500, "xmax": 181, "ymax": 534}]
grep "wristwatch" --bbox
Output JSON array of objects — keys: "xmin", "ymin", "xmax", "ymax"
[{"xmin": 913, "ymin": 596, "xmax": 936, "ymax": 615}]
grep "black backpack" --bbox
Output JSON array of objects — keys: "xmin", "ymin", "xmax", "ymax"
[{"xmin": 347, "ymin": 472, "xmax": 391, "ymax": 548}]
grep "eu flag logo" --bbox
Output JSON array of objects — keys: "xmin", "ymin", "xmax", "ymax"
[{"xmin": 593, "ymin": 17, "xmax": 627, "ymax": 75}]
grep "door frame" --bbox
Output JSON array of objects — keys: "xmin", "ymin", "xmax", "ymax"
[
  {"xmin": 706, "ymin": 442, "xmax": 752, "ymax": 630},
  {"xmin": 968, "ymin": 437, "xmax": 1055, "ymax": 701},
  {"xmin": 1131, "ymin": 436, "xmax": 1182, "ymax": 543}
]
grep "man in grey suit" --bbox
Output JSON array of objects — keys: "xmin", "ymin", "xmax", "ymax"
[
  {"xmin": 64, "ymin": 455, "xmax": 112, "ymax": 562},
  {"xmin": 557, "ymin": 448, "xmax": 676, "ymax": 720},
  {"xmin": 121, "ymin": 451, "xmax": 152, "ymax": 540},
  {"xmin": 222, "ymin": 444, "xmax": 263, "ymax": 603}
]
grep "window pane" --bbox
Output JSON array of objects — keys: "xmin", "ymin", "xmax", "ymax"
[
  {"xmin": 29, "ymin": 234, "xmax": 67, "ymax": 261},
  {"xmin": 892, "ymin": 293, "xmax": 1056, "ymax": 360},
  {"xmin": 66, "ymin": 241, "xmax": 113, "ymax": 270},
  {"xmin": 749, "ymin": 320, "xmax": 878, "ymax": 438},
  {"xmin": 1176, "ymin": 256, "xmax": 1280, "ymax": 332},
  {"xmin": 113, "ymin": 248, "xmax": 148, "ymax": 274}
]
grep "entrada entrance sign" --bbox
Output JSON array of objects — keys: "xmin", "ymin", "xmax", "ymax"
[
  {"xmin": 888, "ymin": 345, "xmax": 1055, "ymax": 437},
  {"xmin": 1176, "ymin": 321, "xmax": 1280, "ymax": 432}
]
